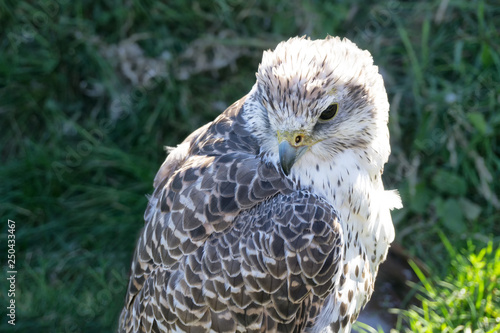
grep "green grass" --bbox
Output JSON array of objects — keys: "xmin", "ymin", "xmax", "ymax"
[
  {"xmin": 393, "ymin": 233, "xmax": 500, "ymax": 332},
  {"xmin": 1, "ymin": 0, "xmax": 499, "ymax": 332}
]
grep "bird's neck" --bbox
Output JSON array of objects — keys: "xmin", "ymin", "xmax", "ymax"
[{"xmin": 289, "ymin": 148, "xmax": 394, "ymax": 271}]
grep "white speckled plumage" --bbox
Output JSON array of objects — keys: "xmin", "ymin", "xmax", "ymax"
[{"xmin": 119, "ymin": 36, "xmax": 401, "ymax": 333}]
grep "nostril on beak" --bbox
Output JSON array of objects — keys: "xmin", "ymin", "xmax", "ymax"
[{"xmin": 294, "ymin": 135, "xmax": 303, "ymax": 145}]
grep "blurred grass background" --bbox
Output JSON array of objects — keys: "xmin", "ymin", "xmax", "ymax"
[{"xmin": 0, "ymin": 0, "xmax": 499, "ymax": 332}]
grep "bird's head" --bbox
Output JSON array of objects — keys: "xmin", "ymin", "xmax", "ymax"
[{"xmin": 244, "ymin": 36, "xmax": 391, "ymax": 177}]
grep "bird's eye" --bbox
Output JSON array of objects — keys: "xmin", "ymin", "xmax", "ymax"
[{"xmin": 319, "ymin": 103, "xmax": 339, "ymax": 121}]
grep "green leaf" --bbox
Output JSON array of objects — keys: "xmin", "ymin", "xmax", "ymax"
[
  {"xmin": 410, "ymin": 182, "xmax": 433, "ymax": 214},
  {"xmin": 467, "ymin": 112, "xmax": 488, "ymax": 135},
  {"xmin": 459, "ymin": 198, "xmax": 482, "ymax": 221},
  {"xmin": 480, "ymin": 42, "xmax": 493, "ymax": 67},
  {"xmin": 435, "ymin": 198, "xmax": 466, "ymax": 233},
  {"xmin": 431, "ymin": 170, "xmax": 467, "ymax": 196}
]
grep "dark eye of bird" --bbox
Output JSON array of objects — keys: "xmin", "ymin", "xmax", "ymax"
[{"xmin": 319, "ymin": 103, "xmax": 338, "ymax": 121}]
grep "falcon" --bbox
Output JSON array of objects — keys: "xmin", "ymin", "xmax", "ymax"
[{"xmin": 119, "ymin": 36, "xmax": 401, "ymax": 333}]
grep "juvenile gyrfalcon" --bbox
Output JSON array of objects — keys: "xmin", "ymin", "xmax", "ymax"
[{"xmin": 119, "ymin": 36, "xmax": 402, "ymax": 333}]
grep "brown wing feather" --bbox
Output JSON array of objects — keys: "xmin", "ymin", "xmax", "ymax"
[{"xmin": 119, "ymin": 97, "xmax": 343, "ymax": 332}]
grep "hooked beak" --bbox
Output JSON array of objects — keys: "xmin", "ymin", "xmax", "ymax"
[{"xmin": 279, "ymin": 140, "xmax": 308, "ymax": 176}]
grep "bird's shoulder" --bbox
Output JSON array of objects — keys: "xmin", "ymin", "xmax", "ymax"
[
  {"xmin": 144, "ymin": 94, "xmax": 292, "ymax": 243},
  {"xmin": 150, "ymin": 94, "xmax": 260, "ymax": 190}
]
